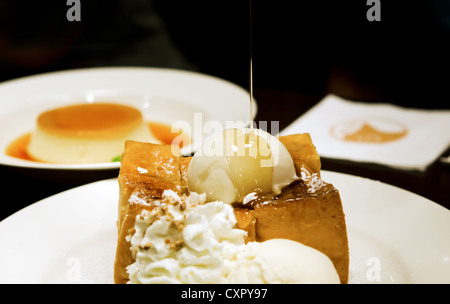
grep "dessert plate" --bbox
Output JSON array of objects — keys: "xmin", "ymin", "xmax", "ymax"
[
  {"xmin": 0, "ymin": 171, "xmax": 449, "ymax": 284},
  {"xmin": 0, "ymin": 67, "xmax": 255, "ymax": 170}
]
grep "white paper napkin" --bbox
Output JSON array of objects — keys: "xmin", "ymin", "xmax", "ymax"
[{"xmin": 280, "ymin": 94, "xmax": 450, "ymax": 171}]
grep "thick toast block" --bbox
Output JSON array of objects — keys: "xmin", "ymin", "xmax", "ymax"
[{"xmin": 114, "ymin": 134, "xmax": 349, "ymax": 284}]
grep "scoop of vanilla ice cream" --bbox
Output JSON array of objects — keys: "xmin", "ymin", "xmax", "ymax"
[
  {"xmin": 223, "ymin": 239, "xmax": 340, "ymax": 284},
  {"xmin": 187, "ymin": 128, "xmax": 298, "ymax": 204},
  {"xmin": 250, "ymin": 239, "xmax": 340, "ymax": 284}
]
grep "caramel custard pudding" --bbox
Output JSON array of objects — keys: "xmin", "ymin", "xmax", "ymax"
[
  {"xmin": 36, "ymin": 103, "xmax": 144, "ymax": 139},
  {"xmin": 6, "ymin": 103, "xmax": 190, "ymax": 164}
]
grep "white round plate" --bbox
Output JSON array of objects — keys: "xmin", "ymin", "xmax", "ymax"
[
  {"xmin": 0, "ymin": 67, "xmax": 255, "ymax": 170},
  {"xmin": 0, "ymin": 171, "xmax": 449, "ymax": 284}
]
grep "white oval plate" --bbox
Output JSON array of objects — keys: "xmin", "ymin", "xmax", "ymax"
[
  {"xmin": 0, "ymin": 67, "xmax": 255, "ymax": 170},
  {"xmin": 0, "ymin": 171, "xmax": 449, "ymax": 284}
]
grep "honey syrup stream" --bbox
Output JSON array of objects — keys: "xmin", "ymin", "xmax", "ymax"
[{"xmin": 249, "ymin": 0, "xmax": 254, "ymax": 132}]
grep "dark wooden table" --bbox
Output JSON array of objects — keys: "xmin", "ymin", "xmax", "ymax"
[{"xmin": 1, "ymin": 88, "xmax": 449, "ymax": 221}]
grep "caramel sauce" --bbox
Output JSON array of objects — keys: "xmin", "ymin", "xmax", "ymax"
[
  {"xmin": 6, "ymin": 121, "xmax": 190, "ymax": 163},
  {"xmin": 5, "ymin": 133, "xmax": 34, "ymax": 161},
  {"xmin": 147, "ymin": 121, "xmax": 190, "ymax": 149},
  {"xmin": 232, "ymin": 179, "xmax": 336, "ymax": 210}
]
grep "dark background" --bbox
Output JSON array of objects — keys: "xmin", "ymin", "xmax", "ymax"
[{"xmin": 1, "ymin": 0, "xmax": 449, "ymax": 108}]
